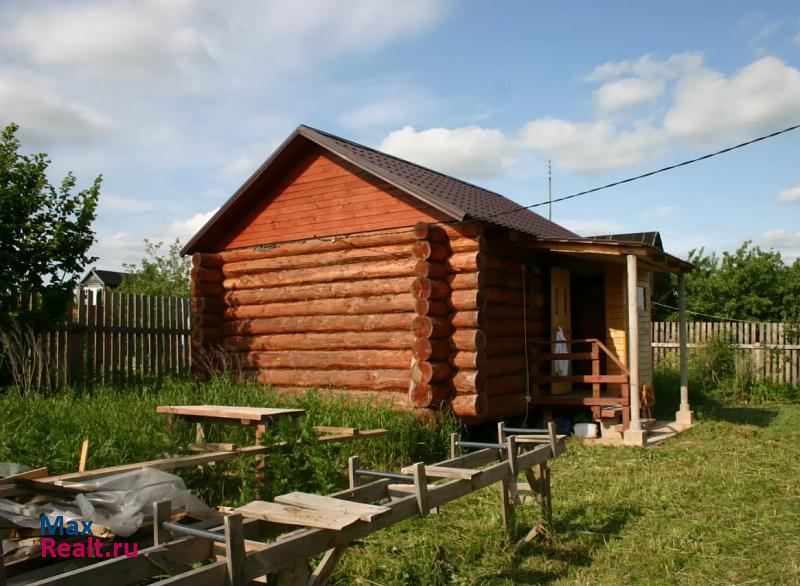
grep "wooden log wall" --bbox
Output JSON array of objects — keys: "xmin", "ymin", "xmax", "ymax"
[
  {"xmin": 408, "ymin": 223, "xmax": 454, "ymax": 410},
  {"xmin": 206, "ymin": 230, "xmax": 425, "ymax": 395},
  {"xmin": 445, "ymin": 229, "xmax": 547, "ymax": 420},
  {"xmin": 191, "ymin": 252, "xmax": 225, "ymax": 375},
  {"xmin": 190, "ymin": 223, "xmax": 549, "ymax": 421}
]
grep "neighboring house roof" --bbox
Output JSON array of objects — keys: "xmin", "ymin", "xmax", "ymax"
[
  {"xmin": 591, "ymin": 232, "xmax": 664, "ymax": 250},
  {"xmin": 182, "ymin": 124, "xmax": 578, "ymax": 254},
  {"xmin": 80, "ymin": 269, "xmax": 133, "ymax": 288}
]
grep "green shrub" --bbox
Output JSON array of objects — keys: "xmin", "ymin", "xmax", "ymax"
[
  {"xmin": 656, "ymin": 335, "xmax": 799, "ymax": 406},
  {"xmin": 689, "ymin": 334, "xmax": 736, "ymax": 386}
]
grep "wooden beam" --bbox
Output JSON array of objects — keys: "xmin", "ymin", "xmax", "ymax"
[
  {"xmin": 412, "ymin": 462, "xmax": 429, "ymax": 516},
  {"xmin": 309, "ymin": 547, "xmax": 347, "ymax": 586},
  {"xmin": 224, "ymin": 514, "xmax": 245, "ymax": 586}
]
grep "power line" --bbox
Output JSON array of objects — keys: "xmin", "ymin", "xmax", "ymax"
[
  {"xmin": 492, "ymin": 121, "xmax": 800, "ymax": 217},
  {"xmin": 652, "ymin": 301, "xmax": 756, "ymax": 323}
]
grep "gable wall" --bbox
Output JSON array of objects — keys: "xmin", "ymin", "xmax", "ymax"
[{"xmin": 220, "ymin": 149, "xmax": 448, "ymax": 251}]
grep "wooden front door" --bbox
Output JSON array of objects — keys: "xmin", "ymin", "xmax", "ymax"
[{"xmin": 550, "ymin": 267, "xmax": 572, "ymax": 395}]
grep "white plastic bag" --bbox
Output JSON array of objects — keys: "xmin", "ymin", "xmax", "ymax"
[{"xmin": 554, "ymin": 326, "xmax": 569, "ymax": 376}]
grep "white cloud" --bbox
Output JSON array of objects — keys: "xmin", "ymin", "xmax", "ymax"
[
  {"xmin": 519, "ymin": 118, "xmax": 665, "ymax": 173},
  {"xmin": 102, "ymin": 195, "xmax": 154, "ymax": 213},
  {"xmin": 380, "ymin": 125, "xmax": 518, "ymax": 179},
  {"xmin": 0, "ymin": 68, "xmax": 111, "ymax": 143},
  {"xmin": 0, "ymin": 0, "xmax": 216, "ymax": 83},
  {"xmin": 777, "ymin": 184, "xmax": 800, "ymax": 204},
  {"xmin": 559, "ymin": 218, "xmax": 623, "ymax": 236},
  {"xmin": 595, "ymin": 77, "xmax": 665, "ymax": 115},
  {"xmin": 168, "ymin": 208, "xmax": 220, "ymax": 240},
  {"xmin": 584, "ymin": 52, "xmax": 703, "ymax": 82},
  {"xmin": 89, "ymin": 230, "xmax": 146, "ymax": 270},
  {"xmin": 0, "ymin": 0, "xmax": 447, "ymax": 85},
  {"xmin": 761, "ymin": 229, "xmax": 800, "ymax": 261},
  {"xmin": 664, "ymin": 56, "xmax": 800, "ymax": 145}
]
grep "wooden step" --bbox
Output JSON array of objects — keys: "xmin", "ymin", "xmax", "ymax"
[{"xmin": 600, "ymin": 406, "xmax": 623, "ymax": 418}]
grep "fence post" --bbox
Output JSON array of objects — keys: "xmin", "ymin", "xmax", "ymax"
[{"xmin": 67, "ymin": 290, "xmax": 87, "ymax": 385}]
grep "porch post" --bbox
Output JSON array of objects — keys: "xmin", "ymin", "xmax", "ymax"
[
  {"xmin": 676, "ymin": 272, "xmax": 694, "ymax": 426},
  {"xmin": 624, "ymin": 254, "xmax": 646, "ymax": 445}
]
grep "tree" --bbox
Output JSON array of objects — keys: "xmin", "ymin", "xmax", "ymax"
[
  {"xmin": 0, "ymin": 123, "xmax": 101, "ymax": 329},
  {"xmin": 661, "ymin": 241, "xmax": 800, "ymax": 322},
  {"xmin": 117, "ymin": 239, "xmax": 191, "ymax": 297}
]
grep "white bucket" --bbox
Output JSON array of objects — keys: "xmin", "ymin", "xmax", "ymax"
[{"xmin": 573, "ymin": 422, "xmax": 598, "ymax": 439}]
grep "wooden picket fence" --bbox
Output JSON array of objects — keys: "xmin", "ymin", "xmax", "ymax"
[
  {"xmin": 36, "ymin": 290, "xmax": 192, "ymax": 386},
  {"xmin": 652, "ymin": 321, "xmax": 800, "ymax": 386}
]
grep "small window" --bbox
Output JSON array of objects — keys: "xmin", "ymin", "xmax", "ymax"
[{"xmin": 637, "ymin": 286, "xmax": 647, "ymax": 312}]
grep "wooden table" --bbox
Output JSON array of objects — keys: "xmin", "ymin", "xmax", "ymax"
[{"xmin": 156, "ymin": 405, "xmax": 306, "ymax": 448}]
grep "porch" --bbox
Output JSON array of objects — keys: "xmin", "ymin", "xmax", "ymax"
[{"xmin": 511, "ymin": 234, "xmax": 695, "ymax": 446}]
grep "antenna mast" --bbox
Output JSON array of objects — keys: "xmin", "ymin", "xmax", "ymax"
[{"xmin": 547, "ymin": 160, "xmax": 552, "ymax": 221}]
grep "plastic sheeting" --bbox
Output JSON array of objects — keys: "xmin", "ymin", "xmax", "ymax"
[
  {"xmin": 0, "ymin": 462, "xmax": 32, "ymax": 478},
  {"xmin": 0, "ymin": 467, "xmax": 216, "ymax": 537},
  {"xmin": 554, "ymin": 326, "xmax": 569, "ymax": 376}
]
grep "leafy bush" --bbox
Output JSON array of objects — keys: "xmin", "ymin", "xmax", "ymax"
[
  {"xmin": 689, "ymin": 334, "xmax": 735, "ymax": 385},
  {"xmin": 657, "ymin": 335, "xmax": 800, "ymax": 406}
]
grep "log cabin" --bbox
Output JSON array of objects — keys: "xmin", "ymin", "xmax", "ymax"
[{"xmin": 183, "ymin": 125, "xmax": 694, "ymax": 444}]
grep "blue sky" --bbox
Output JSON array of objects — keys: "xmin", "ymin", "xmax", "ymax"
[{"xmin": 1, "ymin": 0, "xmax": 799, "ymax": 269}]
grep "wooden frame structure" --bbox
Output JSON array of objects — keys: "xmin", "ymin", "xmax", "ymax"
[{"xmin": 9, "ymin": 424, "xmax": 566, "ymax": 585}]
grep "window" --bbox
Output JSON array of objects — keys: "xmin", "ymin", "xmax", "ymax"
[{"xmin": 637, "ymin": 286, "xmax": 647, "ymax": 312}]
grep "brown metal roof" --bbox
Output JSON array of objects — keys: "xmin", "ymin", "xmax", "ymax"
[{"xmin": 182, "ymin": 125, "xmax": 577, "ymax": 254}]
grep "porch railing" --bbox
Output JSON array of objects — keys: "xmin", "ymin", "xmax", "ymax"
[{"xmin": 528, "ymin": 338, "xmax": 631, "ymax": 429}]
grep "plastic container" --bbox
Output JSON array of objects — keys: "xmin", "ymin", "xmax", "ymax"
[{"xmin": 573, "ymin": 422, "xmax": 599, "ymax": 439}]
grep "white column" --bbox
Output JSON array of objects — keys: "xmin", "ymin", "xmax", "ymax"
[
  {"xmin": 676, "ymin": 272, "xmax": 694, "ymax": 426},
  {"xmin": 624, "ymin": 254, "xmax": 645, "ymax": 445}
]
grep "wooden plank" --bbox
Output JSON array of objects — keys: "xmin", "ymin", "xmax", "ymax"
[
  {"xmin": 0, "ymin": 467, "xmax": 48, "ymax": 485},
  {"xmin": 156, "ymin": 405, "xmax": 305, "ymax": 421},
  {"xmin": 103, "ymin": 291, "xmax": 112, "ymax": 383},
  {"xmin": 77, "ymin": 440, "xmax": 89, "ymax": 473},
  {"xmin": 399, "ymin": 465, "xmax": 481, "ymax": 480},
  {"xmin": 235, "ymin": 501, "xmax": 361, "ymax": 531},
  {"xmin": 316, "ymin": 429, "xmax": 387, "ymax": 443},
  {"xmin": 273, "ymin": 492, "xmax": 390, "ymax": 522},
  {"xmin": 43, "ymin": 445, "xmax": 272, "ymax": 483},
  {"xmin": 87, "ymin": 292, "xmax": 96, "ymax": 382}
]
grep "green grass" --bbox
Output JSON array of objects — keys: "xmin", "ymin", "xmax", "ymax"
[
  {"xmin": 3, "ymin": 378, "xmax": 800, "ymax": 584},
  {"xmin": 0, "ymin": 376, "xmax": 457, "ymax": 504},
  {"xmin": 333, "ymin": 403, "xmax": 800, "ymax": 585}
]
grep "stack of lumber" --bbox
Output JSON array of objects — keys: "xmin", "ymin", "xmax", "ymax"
[{"xmin": 213, "ymin": 230, "xmax": 426, "ymax": 402}]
